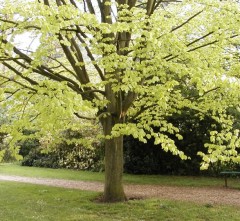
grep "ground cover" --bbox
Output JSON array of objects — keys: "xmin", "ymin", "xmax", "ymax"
[
  {"xmin": 0, "ymin": 163, "xmax": 239, "ymax": 188},
  {"xmin": 1, "ymin": 181, "xmax": 240, "ymax": 221}
]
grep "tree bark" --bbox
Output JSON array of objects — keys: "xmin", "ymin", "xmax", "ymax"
[{"xmin": 102, "ymin": 115, "xmax": 126, "ymax": 202}]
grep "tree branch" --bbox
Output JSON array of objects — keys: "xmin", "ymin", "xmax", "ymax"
[
  {"xmin": 187, "ymin": 40, "xmax": 218, "ymax": 52},
  {"xmin": 102, "ymin": 0, "xmax": 112, "ymax": 24},
  {"xmin": 0, "ymin": 18, "xmax": 18, "ymax": 26},
  {"xmin": 1, "ymin": 40, "xmax": 85, "ymax": 95},
  {"xmin": 171, "ymin": 10, "xmax": 203, "ymax": 32},
  {"xmin": 0, "ymin": 74, "xmax": 37, "ymax": 92},
  {"xmin": 21, "ymin": 94, "xmax": 35, "ymax": 119},
  {"xmin": 58, "ymin": 34, "xmax": 90, "ymax": 85},
  {"xmin": 0, "ymin": 88, "xmax": 22, "ymax": 103},
  {"xmin": 76, "ymin": 33, "xmax": 105, "ymax": 81},
  {"xmin": 43, "ymin": 0, "xmax": 50, "ymax": 5},
  {"xmin": 97, "ymin": 0, "xmax": 104, "ymax": 23},
  {"xmin": 146, "ymin": 0, "xmax": 156, "ymax": 16},
  {"xmin": 79, "ymin": 89, "xmax": 105, "ymax": 96},
  {"xmin": 154, "ymin": 0, "xmax": 163, "ymax": 10},
  {"xmin": 74, "ymin": 112, "xmax": 96, "ymax": 120},
  {"xmin": 132, "ymin": 103, "xmax": 157, "ymax": 119},
  {"xmin": 47, "ymin": 56, "xmax": 78, "ymax": 78},
  {"xmin": 2, "ymin": 61, "xmax": 39, "ymax": 86},
  {"xmin": 85, "ymin": 0, "xmax": 96, "ymax": 14},
  {"xmin": 128, "ymin": 0, "xmax": 137, "ymax": 8},
  {"xmin": 69, "ymin": 0, "xmax": 78, "ymax": 8},
  {"xmin": 186, "ymin": 87, "xmax": 221, "ymax": 100},
  {"xmin": 186, "ymin": 31, "xmax": 214, "ymax": 47},
  {"xmin": 121, "ymin": 92, "xmax": 138, "ymax": 118},
  {"xmin": 0, "ymin": 79, "xmax": 9, "ymax": 87}
]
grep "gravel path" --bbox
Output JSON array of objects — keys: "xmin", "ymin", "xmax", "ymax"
[{"xmin": 0, "ymin": 174, "xmax": 240, "ymax": 206}]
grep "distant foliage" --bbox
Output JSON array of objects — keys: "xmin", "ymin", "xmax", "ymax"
[
  {"xmin": 0, "ymin": 133, "xmax": 22, "ymax": 162},
  {"xmin": 21, "ymin": 129, "xmax": 104, "ymax": 171},
  {"xmin": 123, "ymin": 110, "xmax": 236, "ymax": 176},
  {"xmin": 0, "ymin": 133, "xmax": 6, "ymax": 162},
  {"xmin": 124, "ymin": 136, "xmax": 203, "ymax": 175},
  {"xmin": 21, "ymin": 149, "xmax": 59, "ymax": 168}
]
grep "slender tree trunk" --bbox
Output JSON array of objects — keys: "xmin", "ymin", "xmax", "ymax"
[{"xmin": 102, "ymin": 116, "xmax": 126, "ymax": 202}]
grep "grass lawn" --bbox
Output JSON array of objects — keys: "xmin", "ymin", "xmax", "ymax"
[
  {"xmin": 1, "ymin": 163, "xmax": 240, "ymax": 188},
  {"xmin": 1, "ymin": 163, "xmax": 240, "ymax": 220},
  {"xmin": 1, "ymin": 181, "xmax": 240, "ymax": 221}
]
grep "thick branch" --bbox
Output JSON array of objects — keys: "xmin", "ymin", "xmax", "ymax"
[
  {"xmin": 10, "ymin": 54, "xmax": 82, "ymax": 93},
  {"xmin": 76, "ymin": 33, "xmax": 105, "ymax": 80},
  {"xmin": 80, "ymin": 89, "xmax": 105, "ymax": 96},
  {"xmin": 1, "ymin": 40, "xmax": 85, "ymax": 94},
  {"xmin": 102, "ymin": 0, "xmax": 112, "ymax": 24},
  {"xmin": 121, "ymin": 92, "xmax": 138, "ymax": 117},
  {"xmin": 74, "ymin": 112, "xmax": 96, "ymax": 120},
  {"xmin": 58, "ymin": 35, "xmax": 90, "ymax": 85},
  {"xmin": 128, "ymin": 0, "xmax": 137, "ymax": 8},
  {"xmin": 85, "ymin": 0, "xmax": 96, "ymax": 14},
  {"xmin": 43, "ymin": 0, "xmax": 50, "ymax": 5},
  {"xmin": 69, "ymin": 0, "xmax": 78, "ymax": 8},
  {"xmin": 146, "ymin": 0, "xmax": 156, "ymax": 15},
  {"xmin": 97, "ymin": 0, "xmax": 104, "ymax": 22}
]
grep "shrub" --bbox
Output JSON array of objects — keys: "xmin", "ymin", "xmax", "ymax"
[
  {"xmin": 20, "ymin": 129, "xmax": 104, "ymax": 171},
  {"xmin": 21, "ymin": 148, "xmax": 59, "ymax": 168},
  {"xmin": 123, "ymin": 111, "xmax": 220, "ymax": 176},
  {"xmin": 123, "ymin": 135, "xmax": 202, "ymax": 175}
]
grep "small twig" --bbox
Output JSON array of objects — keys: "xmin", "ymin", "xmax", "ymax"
[
  {"xmin": 171, "ymin": 10, "xmax": 203, "ymax": 32},
  {"xmin": 187, "ymin": 40, "xmax": 218, "ymax": 52}
]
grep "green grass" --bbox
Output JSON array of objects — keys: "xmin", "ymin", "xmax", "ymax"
[
  {"xmin": 0, "ymin": 163, "xmax": 104, "ymax": 182},
  {"xmin": 1, "ymin": 181, "xmax": 240, "ymax": 221},
  {"xmin": 1, "ymin": 163, "xmax": 240, "ymax": 220},
  {"xmin": 1, "ymin": 163, "xmax": 240, "ymax": 188}
]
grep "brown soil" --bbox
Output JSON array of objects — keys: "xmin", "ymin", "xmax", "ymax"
[{"xmin": 0, "ymin": 175, "xmax": 240, "ymax": 206}]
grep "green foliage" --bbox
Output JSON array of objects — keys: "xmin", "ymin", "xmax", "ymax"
[
  {"xmin": 18, "ymin": 130, "xmax": 40, "ymax": 157},
  {"xmin": 1, "ymin": 0, "xmax": 240, "ymax": 166},
  {"xmin": 0, "ymin": 132, "xmax": 22, "ymax": 163},
  {"xmin": 20, "ymin": 129, "xmax": 104, "ymax": 171},
  {"xmin": 124, "ymin": 108, "xmax": 240, "ymax": 175},
  {"xmin": 123, "ymin": 111, "xmax": 214, "ymax": 175},
  {"xmin": 0, "ymin": 108, "xmax": 21, "ymax": 162},
  {"xmin": 21, "ymin": 149, "xmax": 59, "ymax": 168},
  {"xmin": 0, "ymin": 133, "xmax": 6, "ymax": 162},
  {"xmin": 1, "ymin": 0, "xmax": 240, "ymax": 201}
]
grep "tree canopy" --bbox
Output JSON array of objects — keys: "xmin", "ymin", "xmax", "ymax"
[{"xmin": 0, "ymin": 0, "xmax": 240, "ymax": 201}]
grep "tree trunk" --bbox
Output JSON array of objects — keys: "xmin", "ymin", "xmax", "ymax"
[{"xmin": 102, "ymin": 116, "xmax": 126, "ymax": 202}]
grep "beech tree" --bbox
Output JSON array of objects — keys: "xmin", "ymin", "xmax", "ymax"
[{"xmin": 0, "ymin": 0, "xmax": 240, "ymax": 202}]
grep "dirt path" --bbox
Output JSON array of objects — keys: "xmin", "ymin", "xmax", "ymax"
[{"xmin": 0, "ymin": 174, "xmax": 240, "ymax": 206}]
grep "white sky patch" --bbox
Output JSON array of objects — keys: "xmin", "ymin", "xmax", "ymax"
[
  {"xmin": 221, "ymin": 74, "xmax": 238, "ymax": 83},
  {"xmin": 9, "ymin": 31, "xmax": 40, "ymax": 54}
]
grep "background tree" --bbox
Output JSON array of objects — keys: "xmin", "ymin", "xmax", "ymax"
[{"xmin": 0, "ymin": 0, "xmax": 240, "ymax": 202}]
